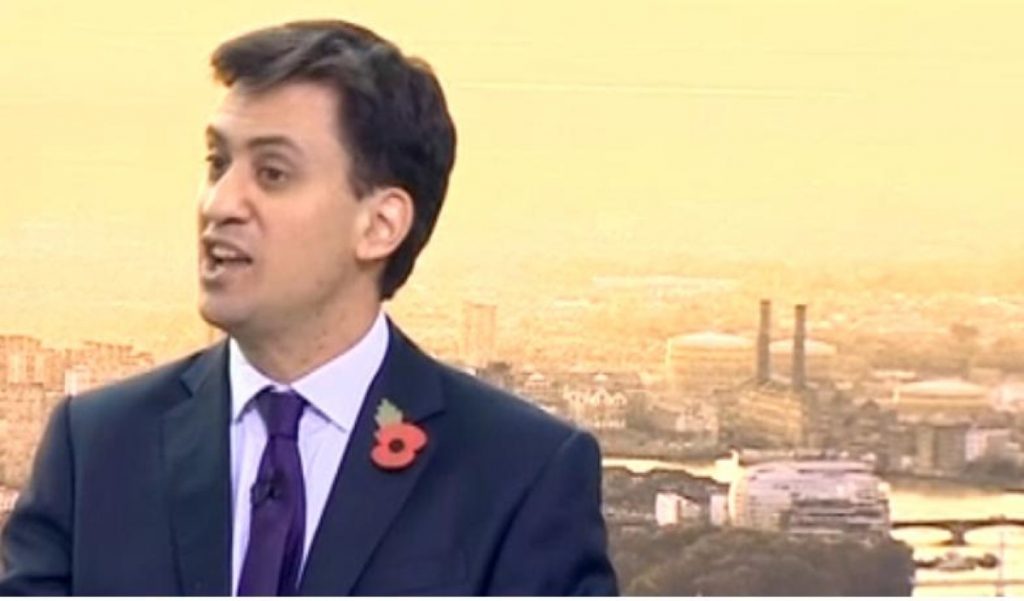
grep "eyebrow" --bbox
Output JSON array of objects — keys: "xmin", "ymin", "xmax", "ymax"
[{"xmin": 205, "ymin": 126, "xmax": 305, "ymax": 158}]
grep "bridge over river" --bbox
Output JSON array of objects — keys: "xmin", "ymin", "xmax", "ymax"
[{"xmin": 892, "ymin": 515, "xmax": 1024, "ymax": 546}]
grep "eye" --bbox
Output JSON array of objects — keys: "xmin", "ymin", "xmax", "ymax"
[
  {"xmin": 205, "ymin": 153, "xmax": 228, "ymax": 181},
  {"xmin": 257, "ymin": 166, "xmax": 290, "ymax": 187}
]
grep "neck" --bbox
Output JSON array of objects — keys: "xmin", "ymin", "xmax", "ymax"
[{"xmin": 234, "ymin": 301, "xmax": 382, "ymax": 383}]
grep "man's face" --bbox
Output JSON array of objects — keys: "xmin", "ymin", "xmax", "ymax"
[{"xmin": 197, "ymin": 82, "xmax": 366, "ymax": 340}]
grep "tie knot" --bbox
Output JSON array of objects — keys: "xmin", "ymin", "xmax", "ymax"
[{"xmin": 254, "ymin": 388, "xmax": 306, "ymax": 439}]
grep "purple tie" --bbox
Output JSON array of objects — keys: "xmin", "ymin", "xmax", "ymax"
[{"xmin": 238, "ymin": 388, "xmax": 307, "ymax": 596}]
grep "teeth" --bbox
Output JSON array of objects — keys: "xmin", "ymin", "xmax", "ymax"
[{"xmin": 210, "ymin": 245, "xmax": 246, "ymax": 261}]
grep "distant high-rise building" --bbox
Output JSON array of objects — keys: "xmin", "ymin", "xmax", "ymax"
[
  {"xmin": 461, "ymin": 300, "xmax": 497, "ymax": 368},
  {"xmin": 0, "ymin": 335, "xmax": 65, "ymax": 390},
  {"xmin": 913, "ymin": 422, "xmax": 971, "ymax": 474},
  {"xmin": 7, "ymin": 352, "xmax": 25, "ymax": 384}
]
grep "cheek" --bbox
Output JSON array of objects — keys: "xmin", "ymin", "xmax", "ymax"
[
  {"xmin": 316, "ymin": 202, "xmax": 363, "ymax": 258},
  {"xmin": 271, "ymin": 217, "xmax": 351, "ymax": 280},
  {"xmin": 262, "ymin": 195, "xmax": 360, "ymax": 277}
]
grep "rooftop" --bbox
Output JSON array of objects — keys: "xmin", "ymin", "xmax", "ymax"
[
  {"xmin": 669, "ymin": 332, "xmax": 753, "ymax": 350},
  {"xmin": 898, "ymin": 378, "xmax": 990, "ymax": 398}
]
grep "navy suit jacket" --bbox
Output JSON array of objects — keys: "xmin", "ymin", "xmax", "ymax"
[{"xmin": 0, "ymin": 324, "xmax": 617, "ymax": 595}]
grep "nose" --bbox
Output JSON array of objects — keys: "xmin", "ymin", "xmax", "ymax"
[{"xmin": 199, "ymin": 162, "xmax": 252, "ymax": 227}]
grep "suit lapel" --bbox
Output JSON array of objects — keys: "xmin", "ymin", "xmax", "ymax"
[
  {"xmin": 162, "ymin": 343, "xmax": 233, "ymax": 596},
  {"xmin": 299, "ymin": 322, "xmax": 445, "ymax": 595}
]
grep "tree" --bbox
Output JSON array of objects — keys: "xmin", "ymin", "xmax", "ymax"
[{"xmin": 616, "ymin": 527, "xmax": 915, "ymax": 596}]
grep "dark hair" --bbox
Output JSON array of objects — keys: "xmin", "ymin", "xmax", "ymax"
[{"xmin": 210, "ymin": 20, "xmax": 457, "ymax": 300}]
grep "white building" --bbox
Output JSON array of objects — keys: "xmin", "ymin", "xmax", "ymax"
[
  {"xmin": 654, "ymin": 491, "xmax": 703, "ymax": 526},
  {"xmin": 563, "ymin": 374, "xmax": 628, "ymax": 431},
  {"xmin": 728, "ymin": 461, "xmax": 889, "ymax": 538}
]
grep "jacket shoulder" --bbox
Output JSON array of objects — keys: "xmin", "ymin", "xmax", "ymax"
[
  {"xmin": 68, "ymin": 347, "xmax": 210, "ymax": 424},
  {"xmin": 434, "ymin": 362, "xmax": 591, "ymax": 462}
]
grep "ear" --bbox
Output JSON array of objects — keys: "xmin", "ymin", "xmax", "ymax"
[{"xmin": 354, "ymin": 186, "xmax": 414, "ymax": 263}]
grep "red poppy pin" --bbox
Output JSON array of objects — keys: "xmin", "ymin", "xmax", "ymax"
[{"xmin": 371, "ymin": 398, "xmax": 427, "ymax": 471}]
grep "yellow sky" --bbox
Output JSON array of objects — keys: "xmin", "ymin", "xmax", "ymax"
[{"xmin": 1, "ymin": 1, "xmax": 1022, "ymax": 350}]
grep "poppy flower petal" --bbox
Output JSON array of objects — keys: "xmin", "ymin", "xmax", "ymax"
[{"xmin": 372, "ymin": 443, "xmax": 416, "ymax": 469}]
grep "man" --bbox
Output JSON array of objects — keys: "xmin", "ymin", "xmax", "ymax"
[{"xmin": 0, "ymin": 20, "xmax": 617, "ymax": 595}]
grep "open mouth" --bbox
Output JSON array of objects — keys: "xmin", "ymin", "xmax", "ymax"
[{"xmin": 202, "ymin": 240, "xmax": 253, "ymax": 277}]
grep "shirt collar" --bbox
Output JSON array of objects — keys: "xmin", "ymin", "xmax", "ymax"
[{"xmin": 228, "ymin": 310, "xmax": 390, "ymax": 433}]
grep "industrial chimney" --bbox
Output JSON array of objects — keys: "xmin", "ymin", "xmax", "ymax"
[
  {"xmin": 757, "ymin": 299, "xmax": 771, "ymax": 384},
  {"xmin": 792, "ymin": 304, "xmax": 807, "ymax": 391}
]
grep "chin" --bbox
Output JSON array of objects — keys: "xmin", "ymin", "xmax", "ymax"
[{"xmin": 198, "ymin": 299, "xmax": 246, "ymax": 336}]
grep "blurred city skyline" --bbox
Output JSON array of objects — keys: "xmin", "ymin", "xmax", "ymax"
[
  {"xmin": 1, "ymin": 1, "xmax": 1023, "ymax": 357},
  {"xmin": 2, "ymin": 5, "xmax": 1024, "ymax": 593}
]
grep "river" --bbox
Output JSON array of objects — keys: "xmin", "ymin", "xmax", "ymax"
[{"xmin": 604, "ymin": 457, "xmax": 1024, "ymax": 597}]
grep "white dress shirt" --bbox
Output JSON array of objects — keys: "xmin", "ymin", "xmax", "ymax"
[{"xmin": 227, "ymin": 311, "xmax": 389, "ymax": 595}]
